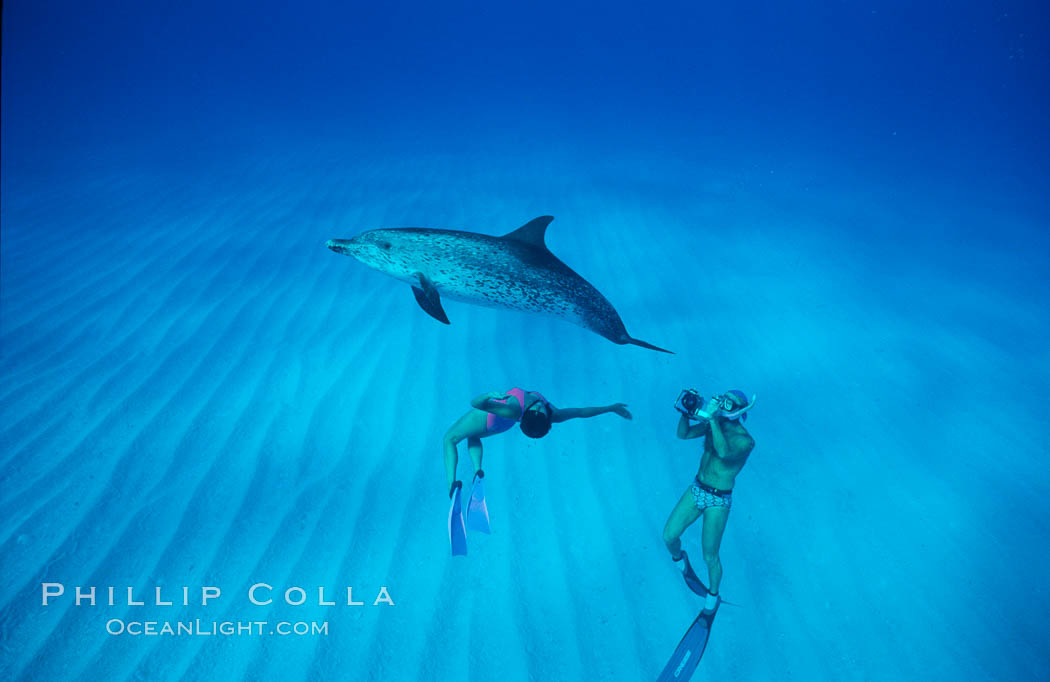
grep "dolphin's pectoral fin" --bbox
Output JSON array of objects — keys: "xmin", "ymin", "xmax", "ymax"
[
  {"xmin": 411, "ymin": 273, "xmax": 450, "ymax": 324},
  {"xmin": 502, "ymin": 216, "xmax": 554, "ymax": 249}
]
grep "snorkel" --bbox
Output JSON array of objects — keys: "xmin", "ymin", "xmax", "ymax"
[{"xmin": 720, "ymin": 390, "xmax": 757, "ymax": 422}]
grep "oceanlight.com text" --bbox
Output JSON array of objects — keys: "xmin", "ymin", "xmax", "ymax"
[{"xmin": 105, "ymin": 619, "xmax": 329, "ymax": 637}]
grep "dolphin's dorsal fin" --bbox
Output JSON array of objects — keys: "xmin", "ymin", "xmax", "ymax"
[{"xmin": 502, "ymin": 216, "xmax": 554, "ymax": 248}]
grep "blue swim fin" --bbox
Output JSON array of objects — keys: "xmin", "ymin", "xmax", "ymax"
[
  {"xmin": 679, "ymin": 551, "xmax": 709, "ymax": 597},
  {"xmin": 656, "ymin": 602, "xmax": 719, "ymax": 682},
  {"xmin": 448, "ymin": 482, "xmax": 467, "ymax": 556},
  {"xmin": 466, "ymin": 471, "xmax": 490, "ymax": 534},
  {"xmin": 678, "ymin": 552, "xmax": 738, "ymax": 606}
]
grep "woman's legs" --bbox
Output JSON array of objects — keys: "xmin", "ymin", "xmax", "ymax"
[{"xmin": 443, "ymin": 410, "xmax": 487, "ymax": 493}]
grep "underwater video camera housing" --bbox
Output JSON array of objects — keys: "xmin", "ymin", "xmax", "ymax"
[
  {"xmin": 677, "ymin": 388, "xmax": 757, "ymax": 422},
  {"xmin": 675, "ymin": 389, "xmax": 705, "ymax": 419}
]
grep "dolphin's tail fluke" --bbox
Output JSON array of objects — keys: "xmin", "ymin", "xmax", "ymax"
[{"xmin": 625, "ymin": 336, "xmax": 675, "ymax": 354}]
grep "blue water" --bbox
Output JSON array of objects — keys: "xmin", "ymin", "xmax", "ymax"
[{"xmin": 3, "ymin": 1, "xmax": 1048, "ymax": 680}]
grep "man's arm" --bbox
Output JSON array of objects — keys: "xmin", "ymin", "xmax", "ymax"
[
  {"xmin": 708, "ymin": 419, "xmax": 755, "ymax": 460},
  {"xmin": 550, "ymin": 403, "xmax": 632, "ymax": 423},
  {"xmin": 677, "ymin": 412, "xmax": 710, "ymax": 439}
]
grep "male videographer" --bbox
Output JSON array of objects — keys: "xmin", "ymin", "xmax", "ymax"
[{"xmin": 663, "ymin": 389, "xmax": 755, "ymax": 613}]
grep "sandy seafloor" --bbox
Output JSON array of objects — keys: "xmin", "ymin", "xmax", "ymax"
[{"xmin": 2, "ymin": 134, "xmax": 1047, "ymax": 681}]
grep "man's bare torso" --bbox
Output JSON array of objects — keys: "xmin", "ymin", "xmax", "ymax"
[{"xmin": 697, "ymin": 419, "xmax": 752, "ymax": 490}]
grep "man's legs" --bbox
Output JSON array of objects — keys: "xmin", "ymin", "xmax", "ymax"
[
  {"xmin": 662, "ymin": 487, "xmax": 701, "ymax": 560},
  {"xmin": 700, "ymin": 506, "xmax": 730, "ymax": 595}
]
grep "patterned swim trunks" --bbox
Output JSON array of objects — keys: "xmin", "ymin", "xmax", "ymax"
[{"xmin": 691, "ymin": 476, "xmax": 732, "ymax": 512}]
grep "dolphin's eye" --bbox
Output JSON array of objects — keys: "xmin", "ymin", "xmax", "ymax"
[{"xmin": 379, "ymin": 241, "xmax": 392, "ymax": 250}]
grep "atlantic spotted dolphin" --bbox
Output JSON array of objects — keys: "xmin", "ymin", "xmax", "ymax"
[{"xmin": 326, "ymin": 216, "xmax": 671, "ymax": 352}]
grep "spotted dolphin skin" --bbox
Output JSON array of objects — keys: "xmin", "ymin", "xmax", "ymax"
[{"xmin": 326, "ymin": 216, "xmax": 672, "ymax": 353}]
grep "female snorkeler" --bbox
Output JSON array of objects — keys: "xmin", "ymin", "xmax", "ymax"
[{"xmin": 444, "ymin": 387, "xmax": 631, "ymax": 555}]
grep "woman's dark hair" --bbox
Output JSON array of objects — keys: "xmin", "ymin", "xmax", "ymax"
[{"xmin": 519, "ymin": 401, "xmax": 552, "ymax": 439}]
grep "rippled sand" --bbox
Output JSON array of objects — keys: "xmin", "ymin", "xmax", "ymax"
[{"xmin": 2, "ymin": 148, "xmax": 1046, "ymax": 680}]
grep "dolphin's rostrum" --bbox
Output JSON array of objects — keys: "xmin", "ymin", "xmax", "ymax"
[{"xmin": 326, "ymin": 216, "xmax": 672, "ymax": 353}]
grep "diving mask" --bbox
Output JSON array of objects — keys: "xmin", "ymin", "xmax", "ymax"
[{"xmin": 719, "ymin": 391, "xmax": 757, "ymax": 421}]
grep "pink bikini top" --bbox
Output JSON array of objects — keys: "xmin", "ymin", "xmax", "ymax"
[{"xmin": 485, "ymin": 387, "xmax": 547, "ymax": 434}]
